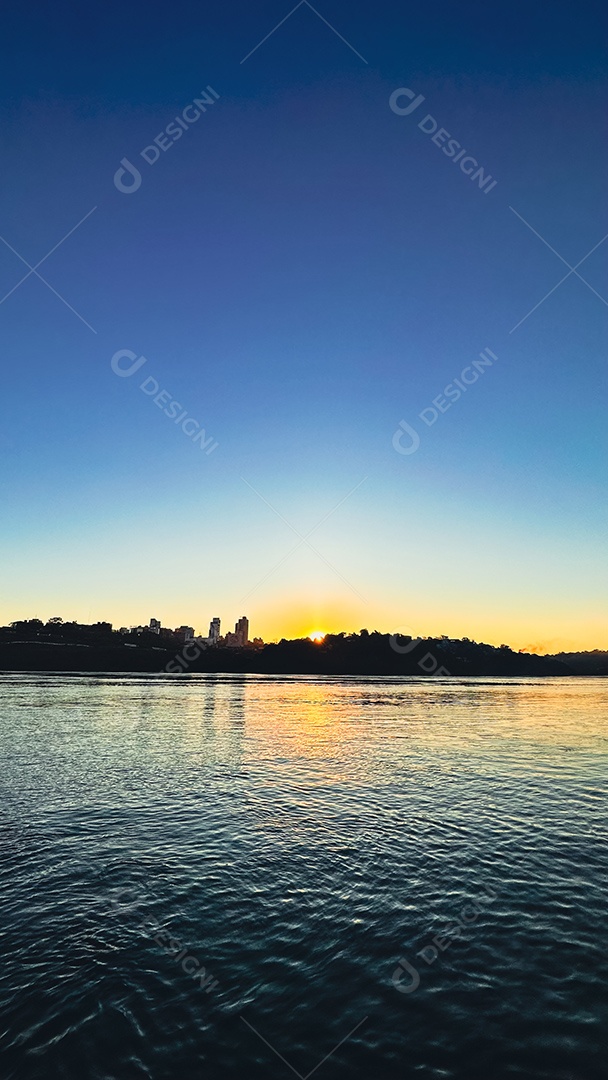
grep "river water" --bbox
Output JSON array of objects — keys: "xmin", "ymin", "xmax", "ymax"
[{"xmin": 0, "ymin": 673, "xmax": 606, "ymax": 1079}]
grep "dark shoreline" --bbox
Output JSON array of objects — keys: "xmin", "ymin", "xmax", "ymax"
[
  {"xmin": 0, "ymin": 642, "xmax": 576, "ymax": 676},
  {"xmin": 2, "ymin": 632, "xmax": 606, "ymax": 676},
  {"xmin": 2, "ymin": 669, "xmax": 604, "ymax": 679}
]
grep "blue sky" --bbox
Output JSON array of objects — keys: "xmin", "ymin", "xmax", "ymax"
[{"xmin": 0, "ymin": 0, "xmax": 606, "ymax": 648}]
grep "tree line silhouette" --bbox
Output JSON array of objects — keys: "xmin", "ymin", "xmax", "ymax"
[{"xmin": 0, "ymin": 618, "xmax": 597, "ymax": 674}]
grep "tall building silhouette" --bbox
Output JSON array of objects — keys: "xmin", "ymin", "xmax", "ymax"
[
  {"xmin": 235, "ymin": 616, "xmax": 249, "ymax": 647},
  {"xmin": 208, "ymin": 617, "xmax": 221, "ymax": 645}
]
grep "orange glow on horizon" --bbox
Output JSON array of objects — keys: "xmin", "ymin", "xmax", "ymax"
[{"xmin": 2, "ymin": 594, "xmax": 606, "ymax": 655}]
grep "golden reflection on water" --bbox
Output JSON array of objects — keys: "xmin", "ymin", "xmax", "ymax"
[{"xmin": 20, "ymin": 675, "xmax": 605, "ymax": 791}]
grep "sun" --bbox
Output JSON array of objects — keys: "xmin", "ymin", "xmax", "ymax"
[{"xmin": 309, "ymin": 631, "xmax": 326, "ymax": 643}]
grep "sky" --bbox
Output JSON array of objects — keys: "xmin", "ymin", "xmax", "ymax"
[{"xmin": 0, "ymin": 0, "xmax": 606, "ymax": 651}]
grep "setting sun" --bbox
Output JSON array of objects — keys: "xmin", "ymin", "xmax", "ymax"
[{"xmin": 309, "ymin": 631, "xmax": 326, "ymax": 643}]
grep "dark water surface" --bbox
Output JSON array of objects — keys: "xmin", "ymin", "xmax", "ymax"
[{"xmin": 0, "ymin": 673, "xmax": 606, "ymax": 1080}]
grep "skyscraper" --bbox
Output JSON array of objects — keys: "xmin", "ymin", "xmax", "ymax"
[
  {"xmin": 208, "ymin": 617, "xmax": 221, "ymax": 645},
  {"xmin": 235, "ymin": 616, "xmax": 249, "ymax": 648}
]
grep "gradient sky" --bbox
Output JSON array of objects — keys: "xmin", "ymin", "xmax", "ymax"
[{"xmin": 1, "ymin": 0, "xmax": 606, "ymax": 650}]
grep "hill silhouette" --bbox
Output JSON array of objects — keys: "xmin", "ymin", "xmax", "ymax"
[
  {"xmin": 0, "ymin": 621, "xmax": 574, "ymax": 675},
  {"xmin": 546, "ymin": 650, "xmax": 608, "ymax": 675}
]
